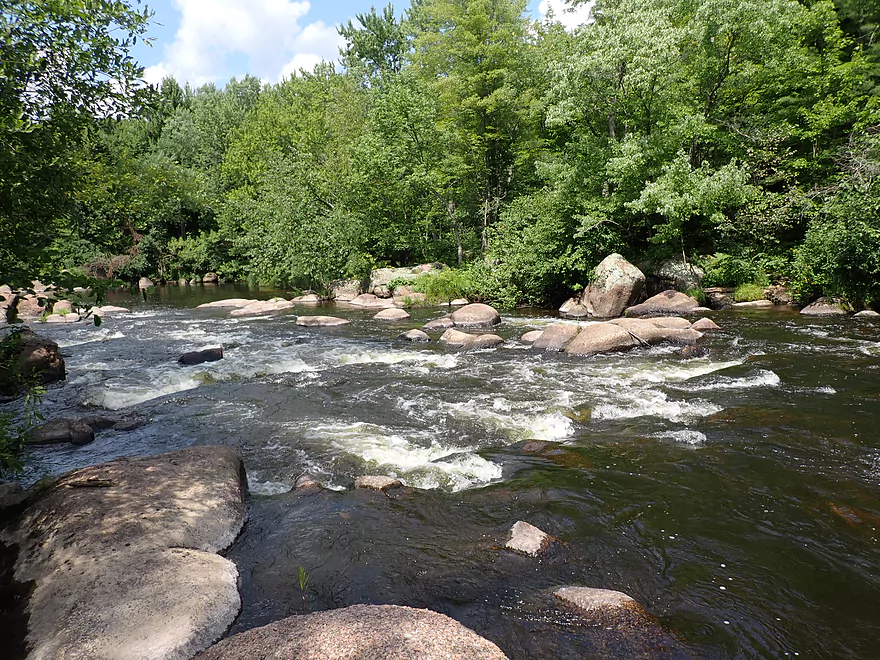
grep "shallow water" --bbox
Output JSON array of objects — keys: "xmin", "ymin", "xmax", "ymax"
[{"xmin": 5, "ymin": 285, "xmax": 880, "ymax": 658}]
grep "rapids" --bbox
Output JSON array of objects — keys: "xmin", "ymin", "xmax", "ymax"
[{"xmin": 5, "ymin": 284, "xmax": 880, "ymax": 658}]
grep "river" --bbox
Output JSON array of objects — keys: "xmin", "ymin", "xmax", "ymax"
[{"xmin": 6, "ymin": 284, "xmax": 880, "ymax": 658}]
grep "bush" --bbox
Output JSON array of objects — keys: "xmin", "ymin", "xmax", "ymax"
[
  {"xmin": 733, "ymin": 283, "xmax": 766, "ymax": 302},
  {"xmin": 403, "ymin": 268, "xmax": 483, "ymax": 304},
  {"xmin": 701, "ymin": 253, "xmax": 772, "ymax": 287}
]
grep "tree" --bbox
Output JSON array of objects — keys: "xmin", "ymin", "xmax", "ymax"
[{"xmin": 0, "ymin": 0, "xmax": 151, "ymax": 285}]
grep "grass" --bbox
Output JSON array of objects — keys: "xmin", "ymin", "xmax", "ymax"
[{"xmin": 733, "ymin": 283, "xmax": 766, "ymax": 302}]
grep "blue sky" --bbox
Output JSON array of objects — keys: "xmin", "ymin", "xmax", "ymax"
[{"xmin": 132, "ymin": 0, "xmax": 593, "ymax": 87}]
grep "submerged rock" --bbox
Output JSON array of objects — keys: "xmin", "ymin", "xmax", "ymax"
[
  {"xmin": 801, "ymin": 297, "xmax": 852, "ymax": 316},
  {"xmin": 449, "ymin": 303, "xmax": 501, "ymax": 327},
  {"xmin": 355, "ymin": 475, "xmax": 402, "ymax": 491},
  {"xmin": 554, "ymin": 586, "xmax": 642, "ymax": 615},
  {"xmin": 398, "ymin": 329, "xmax": 431, "ymax": 342},
  {"xmin": 179, "ymin": 347, "xmax": 224, "ymax": 365},
  {"xmin": 194, "ymin": 604, "xmax": 508, "ymax": 660},
  {"xmin": 12, "ymin": 446, "xmax": 247, "ymax": 660},
  {"xmin": 624, "ymin": 290, "xmax": 699, "ymax": 317},
  {"xmin": 532, "ymin": 323, "xmax": 579, "ymax": 352},
  {"xmin": 374, "ymin": 308, "xmax": 411, "ymax": 321},
  {"xmin": 296, "ymin": 315, "xmax": 351, "ymax": 327},
  {"xmin": 691, "ymin": 317, "xmax": 721, "ymax": 331},
  {"xmin": 506, "ymin": 520, "xmax": 555, "ymax": 557},
  {"xmin": 423, "ymin": 315, "xmax": 454, "ymax": 331}
]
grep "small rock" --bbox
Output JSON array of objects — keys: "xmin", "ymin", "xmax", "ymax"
[
  {"xmin": 53, "ymin": 300, "xmax": 75, "ymax": 313},
  {"xmin": 398, "ymin": 329, "xmax": 431, "ymax": 342},
  {"xmin": 97, "ymin": 305, "xmax": 132, "ymax": 315},
  {"xmin": 0, "ymin": 481, "xmax": 26, "ymax": 510},
  {"xmin": 178, "ymin": 348, "xmax": 224, "ymax": 365},
  {"xmin": 354, "ymin": 475, "xmax": 402, "ymax": 492},
  {"xmin": 561, "ymin": 303, "xmax": 590, "ymax": 317},
  {"xmin": 506, "ymin": 521, "xmax": 554, "ymax": 557},
  {"xmin": 27, "ymin": 420, "xmax": 73, "ymax": 444},
  {"xmin": 520, "ymin": 330, "xmax": 543, "ymax": 344},
  {"xmin": 469, "ymin": 333, "xmax": 504, "ymax": 349},
  {"xmin": 229, "ymin": 299, "xmax": 295, "ymax": 317},
  {"xmin": 202, "ymin": 272, "xmax": 219, "ymax": 284},
  {"xmin": 138, "ymin": 277, "xmax": 154, "ymax": 289},
  {"xmin": 554, "ymin": 586, "xmax": 642, "ymax": 615},
  {"xmin": 732, "ymin": 299, "xmax": 774, "ymax": 309},
  {"xmin": 374, "ymin": 308, "xmax": 410, "ymax": 321},
  {"xmin": 855, "ymin": 310, "xmax": 880, "ymax": 318},
  {"xmin": 558, "ymin": 298, "xmax": 579, "ymax": 314},
  {"xmin": 44, "ymin": 313, "xmax": 80, "ymax": 323},
  {"xmin": 691, "ymin": 317, "xmax": 721, "ymax": 331},
  {"xmin": 532, "ymin": 324, "xmax": 579, "ymax": 352},
  {"xmin": 296, "ymin": 316, "xmax": 350, "ymax": 327},
  {"xmin": 450, "ymin": 303, "xmax": 501, "ymax": 327},
  {"xmin": 291, "ymin": 293, "xmax": 323, "ymax": 303},
  {"xmin": 295, "ymin": 474, "xmax": 322, "ymax": 490},
  {"xmin": 691, "ymin": 306, "xmax": 713, "ymax": 313},
  {"xmin": 449, "ymin": 298, "xmax": 469, "ymax": 306}
]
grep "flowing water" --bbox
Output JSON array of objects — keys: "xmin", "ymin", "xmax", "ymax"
[{"xmin": 5, "ymin": 284, "xmax": 880, "ymax": 658}]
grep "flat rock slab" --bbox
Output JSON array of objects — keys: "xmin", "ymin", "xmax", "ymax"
[
  {"xmin": 296, "ymin": 316, "xmax": 351, "ymax": 327},
  {"xmin": 13, "ymin": 446, "xmax": 247, "ymax": 660},
  {"xmin": 625, "ymin": 290, "xmax": 699, "ymax": 317},
  {"xmin": 399, "ymin": 329, "xmax": 431, "ymax": 342},
  {"xmin": 197, "ymin": 299, "xmax": 255, "ymax": 309},
  {"xmin": 732, "ymin": 299, "xmax": 774, "ymax": 309},
  {"xmin": 229, "ymin": 299, "xmax": 295, "ymax": 317},
  {"xmin": 27, "ymin": 419, "xmax": 94, "ymax": 445},
  {"xmin": 520, "ymin": 330, "xmax": 543, "ymax": 344},
  {"xmin": 423, "ymin": 315, "xmax": 454, "ymax": 331},
  {"xmin": 350, "ymin": 294, "xmax": 397, "ymax": 309},
  {"xmin": 374, "ymin": 308, "xmax": 411, "ymax": 321},
  {"xmin": 801, "ymin": 297, "xmax": 851, "ymax": 316},
  {"xmin": 506, "ymin": 520, "xmax": 554, "ymax": 557},
  {"xmin": 44, "ymin": 313, "xmax": 80, "ymax": 323},
  {"xmin": 450, "ymin": 303, "xmax": 501, "ymax": 327},
  {"xmin": 96, "ymin": 305, "xmax": 132, "ymax": 314},
  {"xmin": 194, "ymin": 604, "xmax": 509, "ymax": 660},
  {"xmin": 856, "ymin": 310, "xmax": 880, "ymax": 317},
  {"xmin": 532, "ymin": 323, "xmax": 579, "ymax": 351},
  {"xmin": 355, "ymin": 475, "xmax": 403, "ymax": 491},
  {"xmin": 554, "ymin": 586, "xmax": 640, "ymax": 614},
  {"xmin": 291, "ymin": 294, "xmax": 323, "ymax": 303},
  {"xmin": 440, "ymin": 329, "xmax": 504, "ymax": 350}
]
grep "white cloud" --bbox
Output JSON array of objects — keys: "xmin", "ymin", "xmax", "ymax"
[
  {"xmin": 151, "ymin": 0, "xmax": 344, "ymax": 86},
  {"xmin": 539, "ymin": 0, "xmax": 595, "ymax": 30}
]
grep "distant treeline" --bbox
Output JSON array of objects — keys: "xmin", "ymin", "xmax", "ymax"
[{"xmin": 3, "ymin": 0, "xmax": 880, "ymax": 307}]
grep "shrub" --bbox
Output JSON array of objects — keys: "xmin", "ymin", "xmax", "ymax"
[{"xmin": 733, "ymin": 283, "xmax": 766, "ymax": 302}]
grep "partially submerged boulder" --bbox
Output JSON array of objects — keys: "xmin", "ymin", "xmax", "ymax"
[
  {"xmin": 582, "ymin": 253, "xmax": 646, "ymax": 318},
  {"xmin": 197, "ymin": 299, "xmax": 255, "ymax": 309},
  {"xmin": 291, "ymin": 293, "xmax": 323, "ymax": 303},
  {"xmin": 506, "ymin": 521, "xmax": 555, "ymax": 557},
  {"xmin": 44, "ymin": 313, "xmax": 80, "ymax": 323},
  {"xmin": 520, "ymin": 330, "xmax": 543, "ymax": 344},
  {"xmin": 801, "ymin": 297, "xmax": 852, "ymax": 317},
  {"xmin": 1, "ymin": 330, "xmax": 65, "ymax": 396},
  {"xmin": 194, "ymin": 604, "xmax": 508, "ymax": 660},
  {"xmin": 398, "ymin": 329, "xmax": 431, "ymax": 342},
  {"xmin": 532, "ymin": 324, "xmax": 580, "ymax": 352},
  {"xmin": 691, "ymin": 317, "xmax": 721, "ymax": 331},
  {"xmin": 624, "ymin": 290, "xmax": 699, "ymax": 317},
  {"xmin": 179, "ymin": 347, "xmax": 224, "ymax": 365},
  {"xmin": 732, "ymin": 299, "xmax": 774, "ymax": 309},
  {"xmin": 449, "ymin": 303, "xmax": 501, "ymax": 327},
  {"xmin": 374, "ymin": 308, "xmax": 411, "ymax": 321},
  {"xmin": 856, "ymin": 310, "xmax": 880, "ymax": 318},
  {"xmin": 440, "ymin": 328, "xmax": 503, "ymax": 349},
  {"xmin": 566, "ymin": 323, "xmax": 637, "ymax": 357},
  {"xmin": 355, "ymin": 475, "xmax": 402, "ymax": 492},
  {"xmin": 12, "ymin": 446, "xmax": 247, "ymax": 660},
  {"xmin": 350, "ymin": 293, "xmax": 397, "ymax": 309},
  {"xmin": 202, "ymin": 272, "xmax": 219, "ymax": 284},
  {"xmin": 329, "ymin": 279, "xmax": 361, "ymax": 302},
  {"xmin": 229, "ymin": 298, "xmax": 295, "ymax": 317},
  {"xmin": 27, "ymin": 419, "xmax": 94, "ymax": 445},
  {"xmin": 96, "ymin": 305, "xmax": 132, "ymax": 315},
  {"xmin": 296, "ymin": 316, "xmax": 351, "ymax": 327},
  {"xmin": 423, "ymin": 315, "xmax": 454, "ymax": 331}
]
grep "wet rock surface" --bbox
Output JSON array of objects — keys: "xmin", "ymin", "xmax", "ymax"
[
  {"xmin": 354, "ymin": 475, "xmax": 403, "ymax": 492},
  {"xmin": 229, "ymin": 298, "xmax": 296, "ymax": 317},
  {"xmin": 398, "ymin": 329, "xmax": 431, "ymax": 342},
  {"xmin": 374, "ymin": 308, "xmax": 411, "ymax": 321},
  {"xmin": 195, "ymin": 604, "xmax": 509, "ymax": 660},
  {"xmin": 532, "ymin": 324, "xmax": 580, "ymax": 352},
  {"xmin": 506, "ymin": 521, "xmax": 554, "ymax": 557},
  {"xmin": 296, "ymin": 316, "xmax": 351, "ymax": 327}
]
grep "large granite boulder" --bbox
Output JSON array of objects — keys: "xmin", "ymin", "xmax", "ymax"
[
  {"xmin": 800, "ymin": 297, "xmax": 852, "ymax": 317},
  {"xmin": 449, "ymin": 303, "xmax": 501, "ymax": 327},
  {"xmin": 532, "ymin": 324, "xmax": 580, "ymax": 352},
  {"xmin": 566, "ymin": 323, "xmax": 637, "ymax": 357},
  {"xmin": 11, "ymin": 446, "xmax": 247, "ymax": 660},
  {"xmin": 440, "ymin": 328, "xmax": 503, "ymax": 349},
  {"xmin": 581, "ymin": 253, "xmax": 645, "ymax": 318},
  {"xmin": 195, "ymin": 604, "xmax": 508, "ymax": 660},
  {"xmin": 329, "ymin": 279, "xmax": 361, "ymax": 302},
  {"xmin": 624, "ymin": 290, "xmax": 700, "ymax": 317},
  {"xmin": 369, "ymin": 267, "xmax": 419, "ymax": 298},
  {"xmin": 647, "ymin": 259, "xmax": 705, "ymax": 292}
]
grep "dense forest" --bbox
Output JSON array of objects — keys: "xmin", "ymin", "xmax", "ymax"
[{"xmin": 2, "ymin": 0, "xmax": 880, "ymax": 308}]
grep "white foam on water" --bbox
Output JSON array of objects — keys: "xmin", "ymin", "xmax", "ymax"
[
  {"xmin": 85, "ymin": 372, "xmax": 202, "ymax": 410},
  {"xmin": 652, "ymin": 429, "xmax": 708, "ymax": 445},
  {"xmin": 247, "ymin": 476, "xmax": 293, "ymax": 496},
  {"xmin": 610, "ymin": 359, "xmax": 743, "ymax": 384},
  {"xmin": 338, "ymin": 350, "xmax": 459, "ymax": 370},
  {"xmin": 686, "ymin": 369, "xmax": 781, "ymax": 391},
  {"xmin": 419, "ymin": 397, "xmax": 576, "ymax": 442},
  {"xmin": 305, "ymin": 422, "xmax": 502, "ymax": 491},
  {"xmin": 56, "ymin": 329, "xmax": 126, "ymax": 348},
  {"xmin": 592, "ymin": 390, "xmax": 723, "ymax": 423},
  {"xmin": 816, "ymin": 386, "xmax": 837, "ymax": 395}
]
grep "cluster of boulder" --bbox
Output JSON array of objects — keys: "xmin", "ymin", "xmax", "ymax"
[
  {"xmin": 1, "ymin": 283, "xmax": 132, "ymax": 324},
  {"xmin": 0, "ymin": 329, "xmax": 66, "ymax": 398}
]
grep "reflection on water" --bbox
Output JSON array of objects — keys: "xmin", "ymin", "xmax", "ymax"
[{"xmin": 4, "ymin": 285, "xmax": 880, "ymax": 658}]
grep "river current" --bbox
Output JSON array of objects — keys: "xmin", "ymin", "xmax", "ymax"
[{"xmin": 6, "ymin": 285, "xmax": 880, "ymax": 658}]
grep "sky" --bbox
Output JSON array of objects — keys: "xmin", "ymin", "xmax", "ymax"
[{"xmin": 133, "ymin": 0, "xmax": 594, "ymax": 88}]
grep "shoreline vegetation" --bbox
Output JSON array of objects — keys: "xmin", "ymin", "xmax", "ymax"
[{"xmin": 1, "ymin": 0, "xmax": 879, "ymax": 316}]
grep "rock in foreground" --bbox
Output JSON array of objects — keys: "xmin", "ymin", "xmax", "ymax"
[
  {"xmin": 195, "ymin": 604, "xmax": 508, "ymax": 660},
  {"xmin": 12, "ymin": 446, "xmax": 247, "ymax": 660}
]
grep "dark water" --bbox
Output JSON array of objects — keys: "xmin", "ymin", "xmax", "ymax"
[{"xmin": 4, "ymin": 284, "xmax": 880, "ymax": 658}]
